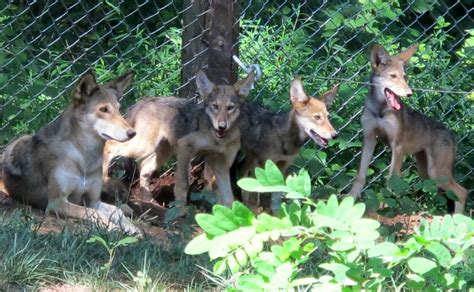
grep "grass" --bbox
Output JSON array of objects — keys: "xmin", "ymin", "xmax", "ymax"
[{"xmin": 0, "ymin": 209, "xmax": 213, "ymax": 290}]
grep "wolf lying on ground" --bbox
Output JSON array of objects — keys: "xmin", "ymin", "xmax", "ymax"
[
  {"xmin": 348, "ymin": 44, "xmax": 467, "ymax": 213},
  {"xmin": 103, "ymin": 70, "xmax": 255, "ymax": 207},
  {"xmin": 2, "ymin": 70, "xmax": 142, "ymax": 235}
]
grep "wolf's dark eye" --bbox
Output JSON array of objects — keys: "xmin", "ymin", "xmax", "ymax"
[
  {"xmin": 99, "ymin": 106, "xmax": 108, "ymax": 113},
  {"xmin": 314, "ymin": 115, "xmax": 321, "ymax": 121},
  {"xmin": 212, "ymin": 103, "xmax": 219, "ymax": 110},
  {"xmin": 227, "ymin": 104, "xmax": 235, "ymax": 111},
  {"xmin": 390, "ymin": 74, "xmax": 397, "ymax": 78}
]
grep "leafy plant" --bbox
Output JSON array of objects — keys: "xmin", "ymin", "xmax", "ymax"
[
  {"xmin": 185, "ymin": 160, "xmax": 474, "ymax": 290},
  {"xmin": 87, "ymin": 234, "xmax": 139, "ymax": 280}
]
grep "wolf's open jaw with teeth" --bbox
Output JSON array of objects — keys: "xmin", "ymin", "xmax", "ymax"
[
  {"xmin": 384, "ymin": 88, "xmax": 401, "ymax": 110},
  {"xmin": 215, "ymin": 128, "xmax": 227, "ymax": 138},
  {"xmin": 309, "ymin": 129, "xmax": 328, "ymax": 147}
]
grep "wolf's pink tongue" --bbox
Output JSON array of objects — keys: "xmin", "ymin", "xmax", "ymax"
[{"xmin": 387, "ymin": 90, "xmax": 401, "ymax": 110}]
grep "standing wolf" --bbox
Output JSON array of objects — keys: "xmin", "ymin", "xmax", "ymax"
[
  {"xmin": 205, "ymin": 78, "xmax": 339, "ymax": 211},
  {"xmin": 103, "ymin": 70, "xmax": 255, "ymax": 206},
  {"xmin": 349, "ymin": 44, "xmax": 467, "ymax": 213},
  {"xmin": 2, "ymin": 71, "xmax": 142, "ymax": 234}
]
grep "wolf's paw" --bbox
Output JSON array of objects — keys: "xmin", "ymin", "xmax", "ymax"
[{"xmin": 119, "ymin": 203, "xmax": 134, "ymax": 217}]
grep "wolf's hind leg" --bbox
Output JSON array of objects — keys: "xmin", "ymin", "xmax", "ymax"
[
  {"xmin": 414, "ymin": 150, "xmax": 429, "ymax": 179},
  {"xmin": 427, "ymin": 148, "xmax": 467, "ymax": 214}
]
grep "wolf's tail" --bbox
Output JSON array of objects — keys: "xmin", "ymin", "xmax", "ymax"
[{"xmin": 1, "ymin": 147, "xmax": 22, "ymax": 177}]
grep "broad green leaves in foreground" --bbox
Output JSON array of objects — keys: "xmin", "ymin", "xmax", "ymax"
[{"xmin": 186, "ymin": 160, "xmax": 474, "ymax": 290}]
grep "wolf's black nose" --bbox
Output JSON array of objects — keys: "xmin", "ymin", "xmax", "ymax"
[
  {"xmin": 218, "ymin": 125, "xmax": 227, "ymax": 130},
  {"xmin": 126, "ymin": 129, "xmax": 136, "ymax": 138},
  {"xmin": 332, "ymin": 132, "xmax": 339, "ymax": 139}
]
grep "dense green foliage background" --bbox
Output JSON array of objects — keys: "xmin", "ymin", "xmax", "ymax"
[{"xmin": 1, "ymin": 0, "xmax": 472, "ymax": 211}]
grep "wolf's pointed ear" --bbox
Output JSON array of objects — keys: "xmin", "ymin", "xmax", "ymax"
[
  {"xmin": 106, "ymin": 71, "xmax": 134, "ymax": 96},
  {"xmin": 398, "ymin": 44, "xmax": 418, "ymax": 64},
  {"xmin": 371, "ymin": 44, "xmax": 390, "ymax": 69},
  {"xmin": 319, "ymin": 83, "xmax": 339, "ymax": 107},
  {"xmin": 234, "ymin": 72, "xmax": 255, "ymax": 99},
  {"xmin": 290, "ymin": 78, "xmax": 308, "ymax": 105},
  {"xmin": 196, "ymin": 70, "xmax": 215, "ymax": 99},
  {"xmin": 72, "ymin": 70, "xmax": 98, "ymax": 104}
]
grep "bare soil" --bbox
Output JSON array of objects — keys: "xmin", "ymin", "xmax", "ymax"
[{"xmin": 0, "ymin": 161, "xmax": 429, "ymax": 239}]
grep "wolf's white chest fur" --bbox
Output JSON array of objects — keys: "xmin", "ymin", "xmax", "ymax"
[
  {"xmin": 362, "ymin": 110, "xmax": 400, "ymax": 142},
  {"xmin": 53, "ymin": 142, "xmax": 102, "ymax": 200}
]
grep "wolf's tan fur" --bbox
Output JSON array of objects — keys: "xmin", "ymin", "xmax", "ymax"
[
  {"xmin": 103, "ymin": 71, "xmax": 255, "ymax": 206},
  {"xmin": 2, "ymin": 71, "xmax": 142, "ymax": 234},
  {"xmin": 349, "ymin": 44, "xmax": 467, "ymax": 213}
]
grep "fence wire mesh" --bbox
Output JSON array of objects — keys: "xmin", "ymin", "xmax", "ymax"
[{"xmin": 1, "ymin": 1, "xmax": 472, "ymax": 207}]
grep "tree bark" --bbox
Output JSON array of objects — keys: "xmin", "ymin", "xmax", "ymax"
[{"xmin": 180, "ymin": 0, "xmax": 240, "ymax": 99}]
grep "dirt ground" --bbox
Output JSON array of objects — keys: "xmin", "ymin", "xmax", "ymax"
[{"xmin": 0, "ymin": 160, "xmax": 429, "ymax": 240}]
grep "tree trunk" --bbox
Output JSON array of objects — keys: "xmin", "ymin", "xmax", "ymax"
[{"xmin": 180, "ymin": 0, "xmax": 240, "ymax": 99}]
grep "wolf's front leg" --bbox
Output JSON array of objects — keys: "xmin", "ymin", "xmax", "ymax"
[
  {"xmin": 209, "ymin": 150, "xmax": 238, "ymax": 207},
  {"xmin": 174, "ymin": 142, "xmax": 194, "ymax": 204},
  {"xmin": 88, "ymin": 180, "xmax": 142, "ymax": 236},
  {"xmin": 349, "ymin": 132, "xmax": 377, "ymax": 199},
  {"xmin": 388, "ymin": 143, "xmax": 403, "ymax": 178},
  {"xmin": 213, "ymin": 166, "xmax": 234, "ymax": 207},
  {"xmin": 92, "ymin": 201, "xmax": 143, "ymax": 237}
]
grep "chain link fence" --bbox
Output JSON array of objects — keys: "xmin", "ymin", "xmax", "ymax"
[{"xmin": 1, "ymin": 1, "xmax": 472, "ymax": 208}]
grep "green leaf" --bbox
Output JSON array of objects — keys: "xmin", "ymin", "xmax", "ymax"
[
  {"xmin": 440, "ymin": 215, "xmax": 455, "ymax": 238},
  {"xmin": 238, "ymin": 177, "xmax": 263, "ymax": 191},
  {"xmin": 353, "ymin": 229, "xmax": 380, "ymax": 243},
  {"xmin": 213, "ymin": 259, "xmax": 227, "ymax": 275},
  {"xmin": 367, "ymin": 242, "xmax": 400, "ymax": 259},
  {"xmin": 253, "ymin": 259, "xmax": 276, "ymax": 278},
  {"xmin": 255, "ymin": 167, "xmax": 270, "ymax": 186},
  {"xmin": 426, "ymin": 242, "xmax": 452, "ymax": 268},
  {"xmin": 116, "ymin": 236, "xmax": 139, "ymax": 247},
  {"xmin": 346, "ymin": 203, "xmax": 366, "ymax": 222},
  {"xmin": 406, "ymin": 273, "xmax": 426, "ymax": 289},
  {"xmin": 270, "ymin": 263, "xmax": 293, "ymax": 288},
  {"xmin": 244, "ymin": 238, "xmax": 263, "ymax": 258},
  {"xmin": 298, "ymin": 169, "xmax": 312, "ymax": 196},
  {"xmin": 350, "ymin": 218, "xmax": 380, "ymax": 233},
  {"xmin": 235, "ymin": 248, "xmax": 248, "ymax": 266},
  {"xmin": 232, "ymin": 201, "xmax": 255, "ymax": 226},
  {"xmin": 443, "ymin": 273, "xmax": 455, "ymax": 287},
  {"xmin": 290, "ymin": 277, "xmax": 318, "ymax": 287},
  {"xmin": 319, "ymin": 263, "xmax": 352, "ymax": 284},
  {"xmin": 255, "ymin": 213, "xmax": 275, "ymax": 232},
  {"xmin": 331, "ymin": 240, "xmax": 355, "ymax": 251},
  {"xmin": 195, "ymin": 214, "xmax": 227, "ymax": 236},
  {"xmin": 213, "ymin": 205, "xmax": 239, "ymax": 231},
  {"xmin": 325, "ymin": 195, "xmax": 339, "ymax": 217},
  {"xmin": 238, "ymin": 274, "xmax": 267, "ymax": 291},
  {"xmin": 227, "ymin": 254, "xmax": 240, "ymax": 274},
  {"xmin": 184, "ymin": 233, "xmax": 213, "ymax": 255},
  {"xmin": 288, "ymin": 202, "xmax": 301, "ymax": 225},
  {"xmin": 428, "ymin": 217, "xmax": 441, "ymax": 238},
  {"xmin": 285, "ymin": 191, "xmax": 306, "ymax": 199},
  {"xmin": 313, "ymin": 214, "xmax": 349, "ymax": 230},
  {"xmin": 86, "ymin": 235, "xmax": 107, "ymax": 247},
  {"xmin": 259, "ymin": 252, "xmax": 282, "ymax": 267},
  {"xmin": 387, "ymin": 175, "xmax": 410, "ymax": 195},
  {"xmin": 453, "ymin": 214, "xmax": 474, "ymax": 231},
  {"xmin": 264, "ymin": 160, "xmax": 285, "ymax": 185},
  {"xmin": 337, "ymin": 196, "xmax": 355, "ymax": 222},
  {"xmin": 407, "ymin": 257, "xmax": 437, "ymax": 274},
  {"xmin": 237, "ymin": 177, "xmax": 290, "ymax": 193}
]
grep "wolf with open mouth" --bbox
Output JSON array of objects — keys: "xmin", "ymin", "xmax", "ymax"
[{"xmin": 348, "ymin": 44, "xmax": 467, "ymax": 214}]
